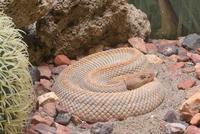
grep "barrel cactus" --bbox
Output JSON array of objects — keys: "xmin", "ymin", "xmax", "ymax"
[{"xmin": 0, "ymin": 13, "xmax": 34, "ymax": 134}]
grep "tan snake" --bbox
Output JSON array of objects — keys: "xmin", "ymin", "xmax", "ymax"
[{"xmin": 53, "ymin": 48, "xmax": 165, "ymax": 122}]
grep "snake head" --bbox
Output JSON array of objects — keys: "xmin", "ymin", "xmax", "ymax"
[{"xmin": 125, "ymin": 71, "xmax": 155, "ymax": 90}]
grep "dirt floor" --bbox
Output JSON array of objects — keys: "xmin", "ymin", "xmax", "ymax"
[{"xmin": 65, "ymin": 53, "xmax": 194, "ymax": 134}]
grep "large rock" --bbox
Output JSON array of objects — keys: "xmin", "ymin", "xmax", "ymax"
[
  {"xmin": 182, "ymin": 33, "xmax": 200, "ymax": 51},
  {"xmin": 0, "ymin": 0, "xmax": 54, "ymax": 27},
  {"xmin": 180, "ymin": 92, "xmax": 200, "ymax": 122},
  {"xmin": 36, "ymin": 0, "xmax": 150, "ymax": 58}
]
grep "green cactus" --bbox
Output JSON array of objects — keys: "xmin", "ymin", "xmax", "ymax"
[{"xmin": 0, "ymin": 12, "xmax": 34, "ymax": 134}]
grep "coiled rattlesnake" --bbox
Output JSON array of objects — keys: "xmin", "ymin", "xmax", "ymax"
[{"xmin": 53, "ymin": 48, "xmax": 165, "ymax": 122}]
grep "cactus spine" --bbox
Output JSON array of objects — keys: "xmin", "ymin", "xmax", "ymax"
[{"xmin": 0, "ymin": 12, "xmax": 34, "ymax": 134}]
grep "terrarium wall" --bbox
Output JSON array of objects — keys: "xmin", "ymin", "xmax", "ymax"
[{"xmin": 129, "ymin": 0, "xmax": 200, "ymax": 39}]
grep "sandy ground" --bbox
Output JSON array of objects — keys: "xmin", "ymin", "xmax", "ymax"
[{"xmin": 67, "ymin": 53, "xmax": 196, "ymax": 134}]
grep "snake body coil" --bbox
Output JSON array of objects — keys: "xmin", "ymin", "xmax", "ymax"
[{"xmin": 54, "ymin": 48, "xmax": 165, "ymax": 122}]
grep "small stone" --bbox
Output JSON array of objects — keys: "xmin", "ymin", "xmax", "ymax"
[
  {"xmin": 178, "ymin": 55, "xmax": 190, "ymax": 62},
  {"xmin": 38, "ymin": 65, "xmax": 52, "ymax": 79},
  {"xmin": 159, "ymin": 45, "xmax": 178, "ymax": 56},
  {"xmin": 168, "ymin": 55, "xmax": 179, "ymax": 62},
  {"xmin": 190, "ymin": 113, "xmax": 200, "ymax": 125},
  {"xmin": 182, "ymin": 67, "xmax": 195, "ymax": 73},
  {"xmin": 178, "ymin": 47, "xmax": 189, "ymax": 62},
  {"xmin": 128, "ymin": 37, "xmax": 147, "ymax": 53},
  {"xmin": 165, "ymin": 123, "xmax": 186, "ymax": 134},
  {"xmin": 54, "ymin": 54, "xmax": 71, "ymax": 66},
  {"xmin": 180, "ymin": 92, "xmax": 200, "ymax": 122},
  {"xmin": 156, "ymin": 39, "xmax": 178, "ymax": 46},
  {"xmin": 90, "ymin": 122, "xmax": 113, "ymax": 134},
  {"xmin": 25, "ymin": 127, "xmax": 39, "ymax": 134},
  {"xmin": 178, "ymin": 47, "xmax": 188, "ymax": 55},
  {"xmin": 164, "ymin": 110, "xmax": 177, "ymax": 123},
  {"xmin": 55, "ymin": 113, "xmax": 71, "ymax": 125},
  {"xmin": 31, "ymin": 113, "xmax": 54, "ymax": 126},
  {"xmin": 168, "ymin": 62, "xmax": 185, "ymax": 71},
  {"xmin": 185, "ymin": 125, "xmax": 200, "ymax": 134},
  {"xmin": 37, "ymin": 92, "xmax": 58, "ymax": 105},
  {"xmin": 33, "ymin": 123, "xmax": 56, "ymax": 134},
  {"xmin": 177, "ymin": 79, "xmax": 196, "ymax": 90},
  {"xmin": 33, "ymin": 82, "xmax": 49, "ymax": 96},
  {"xmin": 56, "ymin": 103, "xmax": 69, "ymax": 113},
  {"xmin": 145, "ymin": 54, "xmax": 164, "ymax": 64},
  {"xmin": 52, "ymin": 65, "xmax": 68, "ymax": 74},
  {"xmin": 186, "ymin": 62, "xmax": 195, "ymax": 66},
  {"xmin": 187, "ymin": 52, "xmax": 200, "ymax": 63},
  {"xmin": 145, "ymin": 43, "xmax": 158, "ymax": 53},
  {"xmin": 197, "ymin": 48, "xmax": 200, "ymax": 54},
  {"xmin": 182, "ymin": 33, "xmax": 200, "ymax": 51},
  {"xmin": 79, "ymin": 122, "xmax": 92, "ymax": 129},
  {"xmin": 54, "ymin": 122, "xmax": 71, "ymax": 134},
  {"xmin": 177, "ymin": 37, "xmax": 185, "ymax": 47},
  {"xmin": 29, "ymin": 66, "xmax": 40, "ymax": 83},
  {"xmin": 39, "ymin": 79, "xmax": 52, "ymax": 91},
  {"xmin": 195, "ymin": 63, "xmax": 200, "ymax": 79},
  {"xmin": 42, "ymin": 102, "xmax": 57, "ymax": 117}
]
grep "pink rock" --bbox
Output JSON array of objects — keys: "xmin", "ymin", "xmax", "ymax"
[
  {"xmin": 79, "ymin": 122, "xmax": 92, "ymax": 129},
  {"xmin": 180, "ymin": 92, "xmax": 200, "ymax": 122},
  {"xmin": 153, "ymin": 39, "xmax": 178, "ymax": 47},
  {"xmin": 145, "ymin": 43, "xmax": 158, "ymax": 53},
  {"xmin": 168, "ymin": 55, "xmax": 179, "ymax": 62},
  {"xmin": 25, "ymin": 127, "xmax": 39, "ymax": 134},
  {"xmin": 177, "ymin": 79, "xmax": 196, "ymax": 90},
  {"xmin": 39, "ymin": 79, "xmax": 52, "ymax": 91},
  {"xmin": 177, "ymin": 37, "xmax": 185, "ymax": 47},
  {"xmin": 197, "ymin": 48, "xmax": 200, "ymax": 54},
  {"xmin": 54, "ymin": 54, "xmax": 71, "ymax": 66},
  {"xmin": 54, "ymin": 123, "xmax": 71, "ymax": 134},
  {"xmin": 33, "ymin": 82, "xmax": 49, "ymax": 96},
  {"xmin": 190, "ymin": 113, "xmax": 200, "ymax": 125},
  {"xmin": 146, "ymin": 54, "xmax": 164, "ymax": 64},
  {"xmin": 195, "ymin": 63, "xmax": 200, "ymax": 79},
  {"xmin": 42, "ymin": 102, "xmax": 57, "ymax": 117},
  {"xmin": 31, "ymin": 113, "xmax": 54, "ymax": 126},
  {"xmin": 37, "ymin": 92, "xmax": 59, "ymax": 105},
  {"xmin": 185, "ymin": 125, "xmax": 200, "ymax": 134},
  {"xmin": 56, "ymin": 103, "xmax": 69, "ymax": 113},
  {"xmin": 178, "ymin": 55, "xmax": 190, "ymax": 62},
  {"xmin": 168, "ymin": 62, "xmax": 185, "ymax": 71},
  {"xmin": 33, "ymin": 123, "xmax": 56, "ymax": 134},
  {"xmin": 128, "ymin": 37, "xmax": 147, "ymax": 53},
  {"xmin": 38, "ymin": 65, "xmax": 52, "ymax": 79},
  {"xmin": 187, "ymin": 52, "xmax": 200, "ymax": 63}
]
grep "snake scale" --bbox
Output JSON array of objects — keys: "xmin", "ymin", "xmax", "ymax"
[{"xmin": 53, "ymin": 48, "xmax": 165, "ymax": 122}]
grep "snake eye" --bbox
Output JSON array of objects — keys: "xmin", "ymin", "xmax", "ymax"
[{"xmin": 140, "ymin": 74, "xmax": 146, "ymax": 79}]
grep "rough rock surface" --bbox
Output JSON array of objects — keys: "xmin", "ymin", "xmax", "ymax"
[
  {"xmin": 182, "ymin": 33, "xmax": 200, "ymax": 51},
  {"xmin": 0, "ymin": 0, "xmax": 54, "ymax": 27},
  {"xmin": 36, "ymin": 0, "xmax": 150, "ymax": 58}
]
